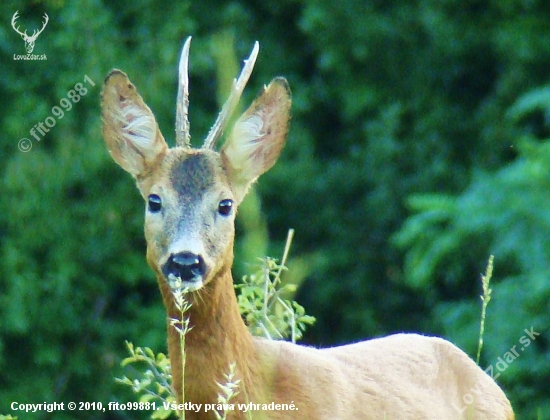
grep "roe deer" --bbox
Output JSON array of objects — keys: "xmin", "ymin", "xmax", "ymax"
[{"xmin": 101, "ymin": 37, "xmax": 514, "ymax": 419}]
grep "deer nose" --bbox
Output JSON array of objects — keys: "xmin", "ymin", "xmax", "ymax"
[{"xmin": 163, "ymin": 252, "xmax": 206, "ymax": 282}]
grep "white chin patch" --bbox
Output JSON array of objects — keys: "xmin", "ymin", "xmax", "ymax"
[{"xmin": 168, "ymin": 273, "xmax": 203, "ymax": 293}]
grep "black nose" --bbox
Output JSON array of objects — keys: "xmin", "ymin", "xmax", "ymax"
[{"xmin": 163, "ymin": 252, "xmax": 206, "ymax": 282}]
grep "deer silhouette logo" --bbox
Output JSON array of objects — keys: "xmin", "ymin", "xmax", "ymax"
[{"xmin": 11, "ymin": 11, "xmax": 49, "ymax": 54}]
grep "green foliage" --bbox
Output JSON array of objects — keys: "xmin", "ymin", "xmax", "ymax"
[
  {"xmin": 236, "ymin": 231, "xmax": 315, "ymax": 343},
  {"xmin": 236, "ymin": 258, "xmax": 315, "ymax": 343},
  {"xmin": 235, "ymin": 258, "xmax": 315, "ymax": 343},
  {"xmin": 117, "ymin": 342, "xmax": 174, "ymax": 419},
  {"xmin": 394, "ymin": 88, "xmax": 550, "ymax": 417}
]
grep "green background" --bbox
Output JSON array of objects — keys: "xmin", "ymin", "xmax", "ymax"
[{"xmin": 1, "ymin": 0, "xmax": 549, "ymax": 418}]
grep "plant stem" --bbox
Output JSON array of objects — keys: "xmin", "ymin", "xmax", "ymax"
[
  {"xmin": 180, "ymin": 310, "xmax": 186, "ymax": 420},
  {"xmin": 275, "ymin": 228, "xmax": 294, "ymax": 281},
  {"xmin": 476, "ymin": 255, "xmax": 494, "ymax": 365}
]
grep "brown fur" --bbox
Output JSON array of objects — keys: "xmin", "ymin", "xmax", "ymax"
[{"xmin": 101, "ymin": 55, "xmax": 514, "ymax": 420}]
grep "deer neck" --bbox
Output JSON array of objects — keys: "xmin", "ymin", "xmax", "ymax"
[{"xmin": 156, "ymin": 257, "xmax": 261, "ymax": 407}]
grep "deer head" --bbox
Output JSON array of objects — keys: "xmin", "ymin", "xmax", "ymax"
[
  {"xmin": 101, "ymin": 38, "xmax": 291, "ymax": 294},
  {"xmin": 11, "ymin": 11, "xmax": 49, "ymax": 54}
]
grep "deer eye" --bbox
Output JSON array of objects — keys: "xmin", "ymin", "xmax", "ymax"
[
  {"xmin": 218, "ymin": 199, "xmax": 233, "ymax": 216},
  {"xmin": 148, "ymin": 194, "xmax": 162, "ymax": 213}
]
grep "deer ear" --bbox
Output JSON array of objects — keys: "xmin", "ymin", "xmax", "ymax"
[
  {"xmin": 221, "ymin": 78, "xmax": 291, "ymax": 203},
  {"xmin": 101, "ymin": 70, "xmax": 168, "ymax": 178}
]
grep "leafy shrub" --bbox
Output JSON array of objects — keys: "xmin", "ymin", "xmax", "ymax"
[{"xmin": 394, "ymin": 87, "xmax": 550, "ymax": 417}]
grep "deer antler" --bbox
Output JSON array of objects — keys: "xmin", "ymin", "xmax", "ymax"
[
  {"xmin": 30, "ymin": 13, "xmax": 49, "ymax": 40},
  {"xmin": 11, "ymin": 11, "xmax": 48, "ymax": 41},
  {"xmin": 175, "ymin": 37, "xmax": 192, "ymax": 148},
  {"xmin": 202, "ymin": 41, "xmax": 259, "ymax": 150},
  {"xmin": 11, "ymin": 11, "xmax": 27, "ymax": 38}
]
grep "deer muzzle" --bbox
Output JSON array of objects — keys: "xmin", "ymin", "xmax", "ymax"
[{"xmin": 162, "ymin": 251, "xmax": 206, "ymax": 290}]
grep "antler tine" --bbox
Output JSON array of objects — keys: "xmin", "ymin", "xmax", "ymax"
[
  {"xmin": 30, "ymin": 13, "xmax": 49, "ymax": 39},
  {"xmin": 39, "ymin": 13, "xmax": 49, "ymax": 33},
  {"xmin": 203, "ymin": 41, "xmax": 259, "ymax": 150},
  {"xmin": 11, "ymin": 11, "xmax": 26, "ymax": 36},
  {"xmin": 175, "ymin": 36, "xmax": 192, "ymax": 148}
]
